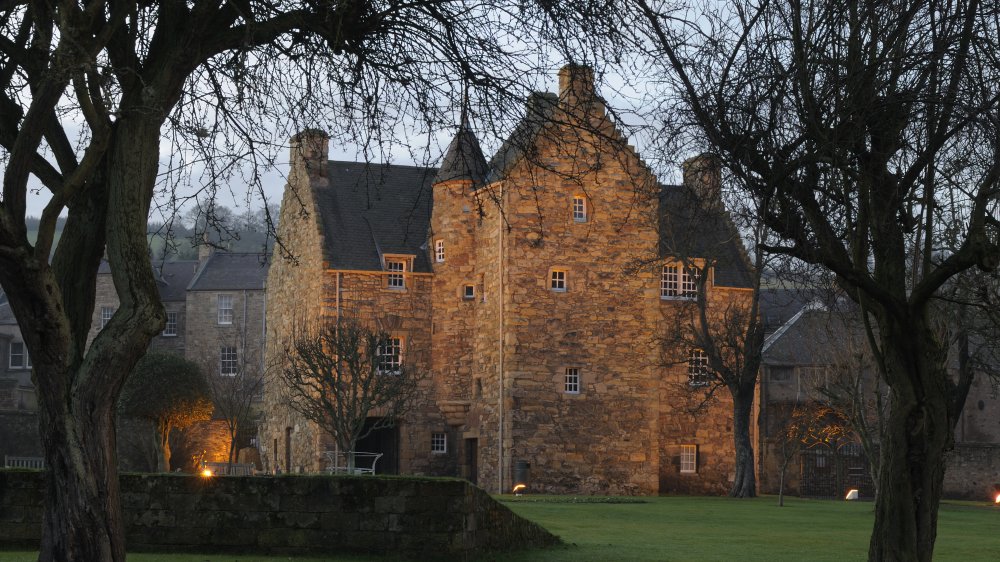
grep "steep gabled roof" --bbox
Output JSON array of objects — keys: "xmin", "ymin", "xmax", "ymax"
[
  {"xmin": 487, "ymin": 92, "xmax": 558, "ymax": 182},
  {"xmin": 188, "ymin": 252, "xmax": 269, "ymax": 291},
  {"xmin": 317, "ymin": 161, "xmax": 436, "ymax": 272},
  {"xmin": 435, "ymin": 124, "xmax": 489, "ymax": 187},
  {"xmin": 0, "ymin": 301, "xmax": 15, "ymax": 325},
  {"xmin": 658, "ymin": 184, "xmax": 753, "ymax": 289}
]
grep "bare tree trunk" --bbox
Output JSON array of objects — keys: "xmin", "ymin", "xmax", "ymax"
[
  {"xmin": 868, "ymin": 323, "xmax": 954, "ymax": 562},
  {"xmin": 37, "ymin": 367, "xmax": 125, "ymax": 562},
  {"xmin": 154, "ymin": 420, "xmax": 171, "ymax": 473},
  {"xmin": 730, "ymin": 391, "xmax": 756, "ymax": 497}
]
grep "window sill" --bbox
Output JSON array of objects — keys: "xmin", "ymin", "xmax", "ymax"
[{"xmin": 660, "ymin": 295, "xmax": 697, "ymax": 301}]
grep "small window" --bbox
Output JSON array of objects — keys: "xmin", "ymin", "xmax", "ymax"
[
  {"xmin": 435, "ymin": 239, "xmax": 445, "ymax": 263},
  {"xmin": 572, "ymin": 196, "xmax": 588, "ymax": 222},
  {"xmin": 661, "ymin": 265, "xmax": 701, "ymax": 299},
  {"xmin": 385, "ymin": 259, "xmax": 406, "ymax": 289},
  {"xmin": 687, "ymin": 349, "xmax": 713, "ymax": 386},
  {"xmin": 162, "ymin": 312, "xmax": 178, "ymax": 337},
  {"xmin": 431, "ymin": 432, "xmax": 447, "ymax": 454},
  {"xmin": 378, "ymin": 336, "xmax": 403, "ymax": 374},
  {"xmin": 217, "ymin": 294, "xmax": 234, "ymax": 325},
  {"xmin": 463, "ymin": 285, "xmax": 475, "ymax": 300},
  {"xmin": 100, "ymin": 306, "xmax": 116, "ymax": 329},
  {"xmin": 770, "ymin": 366, "xmax": 792, "ymax": 382},
  {"xmin": 680, "ymin": 444, "xmax": 698, "ymax": 473},
  {"xmin": 9, "ymin": 341, "xmax": 29, "ymax": 369},
  {"xmin": 220, "ymin": 346, "xmax": 238, "ymax": 376},
  {"xmin": 550, "ymin": 269, "xmax": 567, "ymax": 292},
  {"xmin": 564, "ymin": 368, "xmax": 580, "ymax": 394}
]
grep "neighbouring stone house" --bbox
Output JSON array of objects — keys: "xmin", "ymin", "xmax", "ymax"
[
  {"xmin": 260, "ymin": 65, "xmax": 754, "ymax": 495},
  {"xmin": 756, "ymin": 295, "xmax": 1000, "ymax": 500}
]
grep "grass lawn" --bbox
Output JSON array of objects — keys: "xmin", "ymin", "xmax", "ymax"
[{"xmin": 1, "ymin": 495, "xmax": 996, "ymax": 561}]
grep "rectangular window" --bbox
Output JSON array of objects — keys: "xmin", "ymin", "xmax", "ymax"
[
  {"xmin": 9, "ymin": 341, "xmax": 28, "ymax": 369},
  {"xmin": 386, "ymin": 259, "xmax": 406, "ymax": 289},
  {"xmin": 100, "ymin": 306, "xmax": 115, "ymax": 329},
  {"xmin": 162, "ymin": 312, "xmax": 178, "ymax": 336},
  {"xmin": 463, "ymin": 284, "xmax": 476, "ymax": 300},
  {"xmin": 217, "ymin": 294, "xmax": 234, "ymax": 325},
  {"xmin": 680, "ymin": 444, "xmax": 698, "ymax": 473},
  {"xmin": 220, "ymin": 346, "xmax": 238, "ymax": 376},
  {"xmin": 564, "ymin": 368, "xmax": 580, "ymax": 394},
  {"xmin": 431, "ymin": 432, "xmax": 447, "ymax": 453},
  {"xmin": 550, "ymin": 269, "xmax": 567, "ymax": 292},
  {"xmin": 572, "ymin": 196, "xmax": 587, "ymax": 222},
  {"xmin": 661, "ymin": 265, "xmax": 700, "ymax": 299},
  {"xmin": 435, "ymin": 239, "xmax": 445, "ymax": 263},
  {"xmin": 688, "ymin": 349, "xmax": 712, "ymax": 387},
  {"xmin": 377, "ymin": 336, "xmax": 403, "ymax": 374}
]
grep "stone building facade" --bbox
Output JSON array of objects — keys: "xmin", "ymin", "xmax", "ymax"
[
  {"xmin": 756, "ymin": 298, "xmax": 1000, "ymax": 500},
  {"xmin": 261, "ymin": 65, "xmax": 754, "ymax": 495}
]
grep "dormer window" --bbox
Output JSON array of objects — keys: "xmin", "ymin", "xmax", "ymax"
[
  {"xmin": 572, "ymin": 196, "xmax": 588, "ymax": 222},
  {"xmin": 384, "ymin": 256, "xmax": 412, "ymax": 290},
  {"xmin": 661, "ymin": 264, "xmax": 701, "ymax": 300}
]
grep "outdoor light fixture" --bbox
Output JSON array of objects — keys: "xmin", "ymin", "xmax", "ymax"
[
  {"xmin": 512, "ymin": 484, "xmax": 527, "ymax": 496},
  {"xmin": 994, "ymin": 493, "xmax": 1000, "ymax": 505},
  {"xmin": 845, "ymin": 489, "xmax": 859, "ymax": 501},
  {"xmin": 201, "ymin": 468, "xmax": 213, "ymax": 478}
]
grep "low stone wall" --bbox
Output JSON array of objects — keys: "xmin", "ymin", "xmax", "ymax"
[
  {"xmin": 0, "ymin": 471, "xmax": 559, "ymax": 558},
  {"xmin": 944, "ymin": 444, "xmax": 1000, "ymax": 501}
]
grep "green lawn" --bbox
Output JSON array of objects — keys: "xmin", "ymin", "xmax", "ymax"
[{"xmin": 2, "ymin": 496, "xmax": 997, "ymax": 561}]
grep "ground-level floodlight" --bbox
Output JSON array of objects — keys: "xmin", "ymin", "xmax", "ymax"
[{"xmin": 845, "ymin": 489, "xmax": 859, "ymax": 501}]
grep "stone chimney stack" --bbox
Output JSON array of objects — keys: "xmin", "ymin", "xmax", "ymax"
[
  {"xmin": 682, "ymin": 153, "xmax": 723, "ymax": 209},
  {"xmin": 290, "ymin": 129, "xmax": 330, "ymax": 181},
  {"xmin": 558, "ymin": 64, "xmax": 602, "ymax": 119}
]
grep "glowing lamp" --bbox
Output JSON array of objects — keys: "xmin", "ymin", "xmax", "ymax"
[
  {"xmin": 845, "ymin": 489, "xmax": 859, "ymax": 501},
  {"xmin": 201, "ymin": 468, "xmax": 213, "ymax": 478},
  {"xmin": 994, "ymin": 493, "xmax": 999, "ymax": 505},
  {"xmin": 512, "ymin": 483, "xmax": 527, "ymax": 496}
]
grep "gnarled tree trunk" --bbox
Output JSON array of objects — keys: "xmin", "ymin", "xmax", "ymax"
[{"xmin": 730, "ymin": 387, "xmax": 757, "ymax": 497}]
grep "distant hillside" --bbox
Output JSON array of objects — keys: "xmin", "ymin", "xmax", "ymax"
[{"xmin": 25, "ymin": 217, "xmax": 274, "ymax": 261}]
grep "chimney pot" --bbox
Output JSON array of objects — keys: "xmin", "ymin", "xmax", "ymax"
[
  {"xmin": 290, "ymin": 129, "xmax": 330, "ymax": 180},
  {"xmin": 558, "ymin": 64, "xmax": 600, "ymax": 118}
]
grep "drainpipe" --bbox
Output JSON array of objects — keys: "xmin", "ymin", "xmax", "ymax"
[{"xmin": 497, "ymin": 181, "xmax": 505, "ymax": 495}]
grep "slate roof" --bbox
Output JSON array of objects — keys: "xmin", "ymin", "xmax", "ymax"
[
  {"xmin": 0, "ymin": 301, "xmax": 15, "ymax": 325},
  {"xmin": 762, "ymin": 307, "xmax": 850, "ymax": 366},
  {"xmin": 188, "ymin": 252, "xmax": 270, "ymax": 291},
  {"xmin": 317, "ymin": 161, "xmax": 436, "ymax": 272},
  {"xmin": 658, "ymin": 185, "xmax": 753, "ymax": 288},
  {"xmin": 435, "ymin": 124, "xmax": 489, "ymax": 186},
  {"xmin": 157, "ymin": 260, "xmax": 199, "ymax": 301},
  {"xmin": 487, "ymin": 92, "xmax": 558, "ymax": 182}
]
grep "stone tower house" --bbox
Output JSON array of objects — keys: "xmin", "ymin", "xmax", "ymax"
[{"xmin": 261, "ymin": 65, "xmax": 753, "ymax": 494}]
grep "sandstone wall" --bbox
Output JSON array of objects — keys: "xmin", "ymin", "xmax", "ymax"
[{"xmin": 0, "ymin": 472, "xmax": 558, "ymax": 558}]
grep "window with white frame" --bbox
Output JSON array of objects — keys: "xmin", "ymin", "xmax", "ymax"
[
  {"xmin": 9, "ymin": 341, "xmax": 30, "ymax": 369},
  {"xmin": 100, "ymin": 306, "xmax": 115, "ymax": 329},
  {"xmin": 162, "ymin": 312, "xmax": 178, "ymax": 336},
  {"xmin": 385, "ymin": 259, "xmax": 406, "ymax": 289},
  {"xmin": 217, "ymin": 294, "xmax": 234, "ymax": 325},
  {"xmin": 572, "ymin": 196, "xmax": 588, "ymax": 222},
  {"xmin": 550, "ymin": 269, "xmax": 567, "ymax": 292},
  {"xmin": 377, "ymin": 336, "xmax": 403, "ymax": 374},
  {"xmin": 220, "ymin": 346, "xmax": 238, "ymax": 376},
  {"xmin": 463, "ymin": 284, "xmax": 475, "ymax": 300},
  {"xmin": 687, "ymin": 349, "xmax": 713, "ymax": 386},
  {"xmin": 680, "ymin": 444, "xmax": 698, "ymax": 473},
  {"xmin": 661, "ymin": 265, "xmax": 701, "ymax": 299},
  {"xmin": 564, "ymin": 368, "xmax": 581, "ymax": 394},
  {"xmin": 435, "ymin": 239, "xmax": 445, "ymax": 263},
  {"xmin": 431, "ymin": 432, "xmax": 447, "ymax": 453}
]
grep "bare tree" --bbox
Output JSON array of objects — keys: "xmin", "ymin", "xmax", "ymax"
[
  {"xmin": 774, "ymin": 401, "xmax": 851, "ymax": 507},
  {"xmin": 654, "ymin": 156, "xmax": 768, "ymax": 498},
  {"xmin": 631, "ymin": 0, "xmax": 1000, "ymax": 558},
  {"xmin": 279, "ymin": 317, "xmax": 424, "ymax": 472},
  {"xmin": 0, "ymin": 2, "xmax": 622, "ymax": 557}
]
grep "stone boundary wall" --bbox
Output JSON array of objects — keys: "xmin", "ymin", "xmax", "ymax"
[
  {"xmin": 0, "ymin": 472, "xmax": 558, "ymax": 558},
  {"xmin": 943, "ymin": 443, "xmax": 1000, "ymax": 501}
]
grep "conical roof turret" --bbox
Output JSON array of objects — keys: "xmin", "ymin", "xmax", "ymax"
[{"xmin": 435, "ymin": 119, "xmax": 488, "ymax": 187}]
